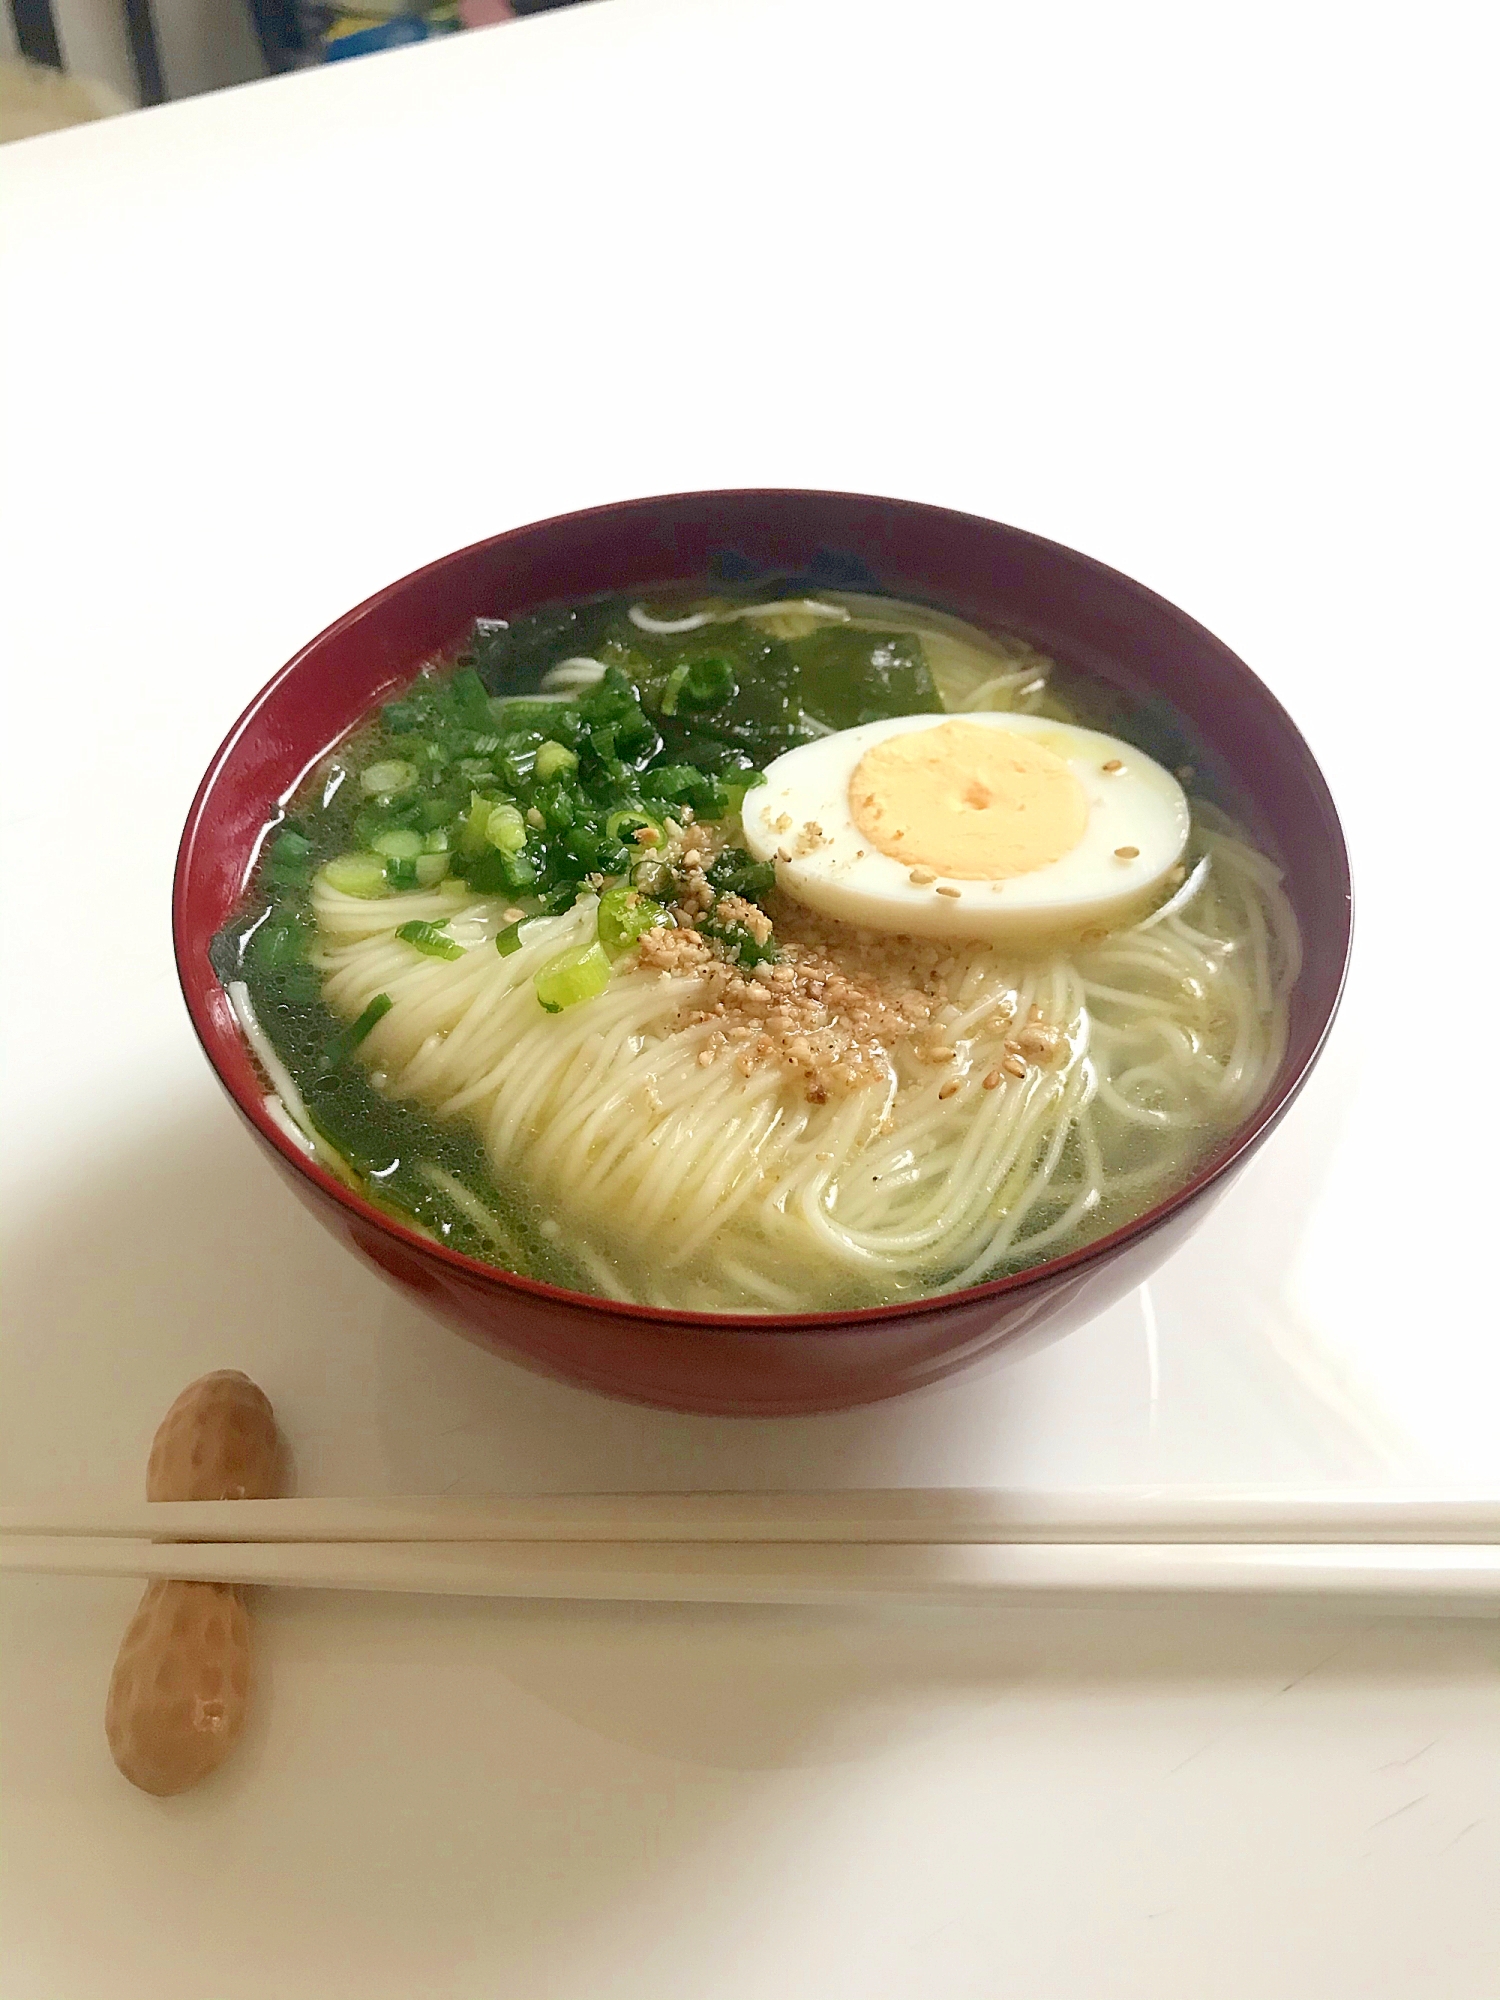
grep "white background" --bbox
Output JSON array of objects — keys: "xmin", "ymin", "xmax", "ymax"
[{"xmin": 3, "ymin": 2, "xmax": 1499, "ymax": 1993}]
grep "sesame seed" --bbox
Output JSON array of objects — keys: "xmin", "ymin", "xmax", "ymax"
[
  {"xmin": 634, "ymin": 827, "xmax": 659, "ymax": 846},
  {"xmin": 909, "ymin": 867, "xmax": 936, "ymax": 886},
  {"xmin": 815, "ymin": 1151, "xmax": 834, "ymax": 1162},
  {"xmin": 776, "ymin": 847, "xmax": 792, "ymax": 863},
  {"xmin": 982, "ymin": 1068, "xmax": 1002, "ymax": 1089},
  {"xmin": 1114, "ymin": 845, "xmax": 1140, "ymax": 860},
  {"xmin": 936, "ymin": 885, "xmax": 962, "ymax": 898},
  {"xmin": 697, "ymin": 1049, "xmax": 714, "ymax": 1067},
  {"xmin": 1102, "ymin": 758, "xmax": 1124, "ymax": 773},
  {"xmin": 503, "ymin": 907, "xmax": 524, "ymax": 922},
  {"xmin": 1004, "ymin": 1053, "xmax": 1027, "ymax": 1078},
  {"xmin": 526, "ymin": 806, "xmax": 545, "ymax": 829},
  {"xmin": 683, "ymin": 849, "xmax": 702, "ymax": 869},
  {"xmin": 938, "ymin": 1079, "xmax": 960, "ymax": 1100},
  {"xmin": 1028, "ymin": 1004, "xmax": 1044, "ymax": 1023}
]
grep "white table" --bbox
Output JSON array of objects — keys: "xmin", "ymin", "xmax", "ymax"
[{"xmin": 4, "ymin": 3, "xmax": 1498, "ymax": 1993}]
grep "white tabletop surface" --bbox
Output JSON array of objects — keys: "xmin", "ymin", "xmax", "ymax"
[{"xmin": 3, "ymin": 2, "xmax": 1498, "ymax": 1993}]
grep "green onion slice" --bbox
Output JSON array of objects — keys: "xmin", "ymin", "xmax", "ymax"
[
  {"xmin": 319, "ymin": 993, "xmax": 392, "ymax": 1072},
  {"xmin": 322, "ymin": 853, "xmax": 390, "ymax": 899},
  {"xmin": 534, "ymin": 940, "xmax": 611, "ymax": 1014},
  {"xmin": 597, "ymin": 886, "xmax": 670, "ymax": 957},
  {"xmin": 395, "ymin": 920, "xmax": 464, "ymax": 961}
]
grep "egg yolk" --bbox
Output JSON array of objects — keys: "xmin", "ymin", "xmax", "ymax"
[{"xmin": 849, "ymin": 721, "xmax": 1089, "ymax": 880}]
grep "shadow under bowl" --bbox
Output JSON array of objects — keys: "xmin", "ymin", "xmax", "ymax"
[{"xmin": 174, "ymin": 489, "xmax": 1351, "ymax": 1416}]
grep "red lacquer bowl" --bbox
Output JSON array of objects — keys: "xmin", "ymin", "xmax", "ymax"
[{"xmin": 174, "ymin": 491, "xmax": 1351, "ymax": 1416}]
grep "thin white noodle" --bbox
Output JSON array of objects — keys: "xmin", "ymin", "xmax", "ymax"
[
  {"xmin": 539, "ymin": 658, "xmax": 608, "ymax": 690},
  {"xmin": 228, "ymin": 982, "xmax": 319, "ymax": 1148},
  {"xmin": 262, "ymin": 1093, "xmax": 316, "ymax": 1158},
  {"xmin": 1133, "ymin": 853, "xmax": 1212, "ymax": 931},
  {"xmin": 732, "ymin": 598, "xmax": 851, "ymax": 624},
  {"xmin": 628, "ymin": 606, "xmax": 714, "ymax": 634}
]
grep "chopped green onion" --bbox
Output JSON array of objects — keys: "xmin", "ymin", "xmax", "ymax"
[
  {"xmin": 534, "ymin": 740, "xmax": 578, "ymax": 780},
  {"xmin": 322, "ymin": 853, "xmax": 389, "ymax": 899},
  {"xmin": 371, "ymin": 827, "xmax": 424, "ymax": 860},
  {"xmin": 414, "ymin": 853, "xmax": 451, "ymax": 887},
  {"xmin": 458, "ymin": 793, "xmax": 493, "ymax": 859},
  {"xmin": 605, "ymin": 806, "xmax": 665, "ymax": 844},
  {"xmin": 485, "ymin": 803, "xmax": 528, "ymax": 854},
  {"xmin": 319, "ymin": 993, "xmax": 392, "ymax": 1071},
  {"xmin": 384, "ymin": 854, "xmax": 420, "ymax": 890},
  {"xmin": 396, "ymin": 920, "xmax": 464, "ymax": 961},
  {"xmin": 495, "ymin": 921, "xmax": 525, "ymax": 957},
  {"xmin": 491, "ymin": 697, "xmax": 579, "ymax": 733},
  {"xmin": 360, "ymin": 759, "xmax": 418, "ymax": 798},
  {"xmin": 534, "ymin": 940, "xmax": 611, "ymax": 1014},
  {"xmin": 679, "ymin": 656, "xmax": 736, "ymax": 710},
  {"xmin": 450, "ymin": 667, "xmax": 494, "ymax": 730},
  {"xmin": 249, "ymin": 912, "xmax": 309, "ymax": 969},
  {"xmin": 266, "ymin": 829, "xmax": 314, "ymax": 887},
  {"xmin": 597, "ymin": 886, "xmax": 670, "ymax": 956},
  {"xmin": 421, "ymin": 827, "xmax": 451, "ymax": 854},
  {"xmin": 659, "ymin": 663, "xmax": 690, "ymax": 716}
]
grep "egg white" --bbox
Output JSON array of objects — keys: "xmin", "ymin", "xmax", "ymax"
[{"xmin": 740, "ymin": 711, "xmax": 1191, "ymax": 945}]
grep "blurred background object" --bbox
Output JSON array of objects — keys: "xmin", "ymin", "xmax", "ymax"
[
  {"xmin": 1, "ymin": 0, "xmax": 593, "ymax": 135},
  {"xmin": 1, "ymin": 51, "xmax": 129, "ymax": 135}
]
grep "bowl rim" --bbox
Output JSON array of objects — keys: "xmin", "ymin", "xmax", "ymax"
[{"xmin": 173, "ymin": 487, "xmax": 1353, "ymax": 1334}]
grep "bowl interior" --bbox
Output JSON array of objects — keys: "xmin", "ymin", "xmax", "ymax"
[{"xmin": 175, "ymin": 490, "xmax": 1351, "ymax": 1327}]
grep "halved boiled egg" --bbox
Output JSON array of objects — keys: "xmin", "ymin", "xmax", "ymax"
[{"xmin": 740, "ymin": 713, "xmax": 1190, "ymax": 946}]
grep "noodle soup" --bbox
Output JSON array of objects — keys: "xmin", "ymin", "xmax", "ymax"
[{"xmin": 216, "ymin": 587, "xmax": 1300, "ymax": 1314}]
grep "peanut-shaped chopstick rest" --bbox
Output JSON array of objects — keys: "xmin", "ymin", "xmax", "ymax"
[{"xmin": 105, "ymin": 1371, "xmax": 280, "ymax": 1795}]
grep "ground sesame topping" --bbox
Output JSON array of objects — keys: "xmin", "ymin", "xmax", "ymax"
[{"xmin": 632, "ymin": 899, "xmax": 1063, "ymax": 1104}]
